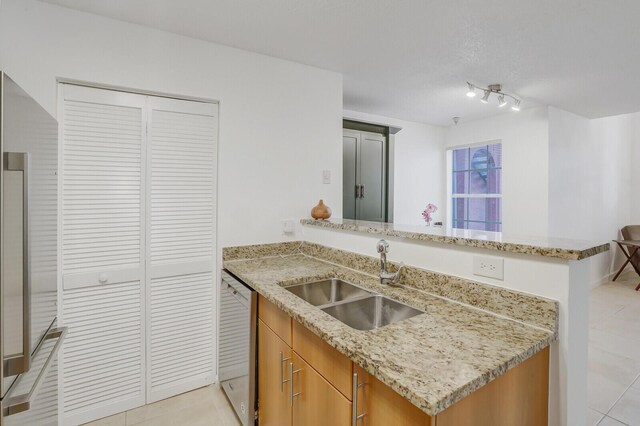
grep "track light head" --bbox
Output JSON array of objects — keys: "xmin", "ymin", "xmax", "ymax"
[
  {"xmin": 465, "ymin": 81, "xmax": 521, "ymax": 112},
  {"xmin": 466, "ymin": 82, "xmax": 476, "ymax": 98}
]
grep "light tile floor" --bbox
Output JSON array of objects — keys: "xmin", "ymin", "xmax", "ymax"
[
  {"xmin": 588, "ymin": 271, "xmax": 640, "ymax": 426},
  {"xmin": 85, "ymin": 270, "xmax": 640, "ymax": 426},
  {"xmin": 83, "ymin": 385, "xmax": 241, "ymax": 426}
]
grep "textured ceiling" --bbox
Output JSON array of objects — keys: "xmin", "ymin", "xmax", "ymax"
[{"xmin": 40, "ymin": 0, "xmax": 640, "ymax": 126}]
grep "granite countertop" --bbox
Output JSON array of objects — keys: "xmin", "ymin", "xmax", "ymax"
[
  {"xmin": 223, "ymin": 247, "xmax": 556, "ymax": 416},
  {"xmin": 301, "ymin": 218, "xmax": 609, "ymax": 260}
]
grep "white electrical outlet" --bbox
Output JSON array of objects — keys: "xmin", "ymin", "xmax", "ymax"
[
  {"xmin": 473, "ymin": 256, "xmax": 504, "ymax": 280},
  {"xmin": 282, "ymin": 220, "xmax": 295, "ymax": 235},
  {"xmin": 322, "ymin": 169, "xmax": 331, "ymax": 184}
]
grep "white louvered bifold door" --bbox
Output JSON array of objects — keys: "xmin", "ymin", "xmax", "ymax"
[
  {"xmin": 145, "ymin": 97, "xmax": 217, "ymax": 402},
  {"xmin": 60, "ymin": 86, "xmax": 147, "ymax": 425}
]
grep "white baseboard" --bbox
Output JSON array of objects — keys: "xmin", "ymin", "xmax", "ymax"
[
  {"xmin": 590, "ymin": 273, "xmax": 611, "ymax": 289},
  {"xmin": 592, "ymin": 267, "xmax": 638, "ymax": 289}
]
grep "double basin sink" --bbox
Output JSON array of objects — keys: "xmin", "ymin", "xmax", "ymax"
[{"xmin": 285, "ymin": 278, "xmax": 423, "ymax": 331}]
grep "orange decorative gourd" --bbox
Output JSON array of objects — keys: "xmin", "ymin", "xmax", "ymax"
[{"xmin": 311, "ymin": 199, "xmax": 332, "ymax": 220}]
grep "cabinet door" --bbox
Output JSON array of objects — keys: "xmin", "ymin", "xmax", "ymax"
[
  {"xmin": 146, "ymin": 97, "xmax": 218, "ymax": 402},
  {"xmin": 258, "ymin": 320, "xmax": 292, "ymax": 426},
  {"xmin": 292, "ymin": 352, "xmax": 350, "ymax": 426},
  {"xmin": 292, "ymin": 320, "xmax": 352, "ymax": 400},
  {"xmin": 354, "ymin": 364, "xmax": 431, "ymax": 426},
  {"xmin": 342, "ymin": 130, "xmax": 359, "ymax": 220},
  {"xmin": 357, "ymin": 131, "xmax": 386, "ymax": 222},
  {"xmin": 435, "ymin": 347, "xmax": 549, "ymax": 426},
  {"xmin": 60, "ymin": 85, "xmax": 147, "ymax": 425}
]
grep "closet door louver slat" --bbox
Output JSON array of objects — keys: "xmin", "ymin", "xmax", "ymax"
[
  {"xmin": 60, "ymin": 85, "xmax": 218, "ymax": 423},
  {"xmin": 61, "ymin": 86, "xmax": 146, "ymax": 425},
  {"xmin": 146, "ymin": 98, "xmax": 217, "ymax": 403}
]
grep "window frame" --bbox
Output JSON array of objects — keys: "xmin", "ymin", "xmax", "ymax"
[{"xmin": 446, "ymin": 140, "xmax": 502, "ymax": 232}]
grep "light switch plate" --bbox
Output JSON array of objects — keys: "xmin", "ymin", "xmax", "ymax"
[
  {"xmin": 473, "ymin": 256, "xmax": 504, "ymax": 280},
  {"xmin": 322, "ymin": 169, "xmax": 331, "ymax": 184}
]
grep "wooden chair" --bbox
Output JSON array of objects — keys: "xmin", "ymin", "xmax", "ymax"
[{"xmin": 616, "ymin": 226, "xmax": 640, "ymax": 290}]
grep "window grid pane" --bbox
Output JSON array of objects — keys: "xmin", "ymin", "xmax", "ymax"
[{"xmin": 450, "ymin": 143, "xmax": 502, "ymax": 232}]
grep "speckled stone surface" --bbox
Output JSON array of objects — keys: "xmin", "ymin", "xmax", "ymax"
[
  {"xmin": 223, "ymin": 241, "xmax": 302, "ymax": 261},
  {"xmin": 301, "ymin": 218, "xmax": 610, "ymax": 260},
  {"xmin": 300, "ymin": 241, "xmax": 558, "ymax": 333},
  {"xmin": 223, "ymin": 246, "xmax": 557, "ymax": 416}
]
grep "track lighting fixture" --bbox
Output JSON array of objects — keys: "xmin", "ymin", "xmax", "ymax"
[
  {"xmin": 466, "ymin": 82, "xmax": 476, "ymax": 98},
  {"xmin": 465, "ymin": 82, "xmax": 521, "ymax": 112}
]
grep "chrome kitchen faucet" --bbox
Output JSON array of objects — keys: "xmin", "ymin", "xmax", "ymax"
[{"xmin": 376, "ymin": 239, "xmax": 404, "ymax": 285}]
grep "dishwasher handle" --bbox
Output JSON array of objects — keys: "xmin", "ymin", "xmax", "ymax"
[{"xmin": 223, "ymin": 280, "xmax": 250, "ymax": 308}]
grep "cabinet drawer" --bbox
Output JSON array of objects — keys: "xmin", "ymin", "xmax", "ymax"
[
  {"xmin": 292, "ymin": 320, "xmax": 352, "ymax": 400},
  {"xmin": 258, "ymin": 295, "xmax": 292, "ymax": 346},
  {"xmin": 291, "ymin": 352, "xmax": 351, "ymax": 426}
]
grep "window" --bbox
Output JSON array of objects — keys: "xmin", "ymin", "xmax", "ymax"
[{"xmin": 450, "ymin": 143, "xmax": 502, "ymax": 232}]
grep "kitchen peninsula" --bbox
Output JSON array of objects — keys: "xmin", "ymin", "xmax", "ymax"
[
  {"xmin": 224, "ymin": 241, "xmax": 556, "ymax": 425},
  {"xmin": 295, "ymin": 218, "xmax": 608, "ymax": 426}
]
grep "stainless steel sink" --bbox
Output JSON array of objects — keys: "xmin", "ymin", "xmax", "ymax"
[
  {"xmin": 284, "ymin": 279, "xmax": 373, "ymax": 307},
  {"xmin": 321, "ymin": 295, "xmax": 424, "ymax": 331}
]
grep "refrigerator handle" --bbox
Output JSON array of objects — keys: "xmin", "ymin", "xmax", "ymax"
[
  {"xmin": 2, "ymin": 327, "xmax": 67, "ymax": 417},
  {"xmin": 3, "ymin": 152, "xmax": 31, "ymax": 376}
]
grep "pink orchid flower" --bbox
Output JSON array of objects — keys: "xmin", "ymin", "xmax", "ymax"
[{"xmin": 422, "ymin": 203, "xmax": 438, "ymax": 223}]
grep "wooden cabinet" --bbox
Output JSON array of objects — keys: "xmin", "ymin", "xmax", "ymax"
[
  {"xmin": 258, "ymin": 296, "xmax": 351, "ymax": 426},
  {"xmin": 354, "ymin": 364, "xmax": 432, "ymax": 426},
  {"xmin": 259, "ymin": 296, "xmax": 292, "ymax": 346},
  {"xmin": 257, "ymin": 295, "xmax": 549, "ymax": 426},
  {"xmin": 258, "ymin": 320, "xmax": 292, "ymax": 426},
  {"xmin": 435, "ymin": 347, "xmax": 550, "ymax": 426},
  {"xmin": 291, "ymin": 353, "xmax": 351, "ymax": 426},
  {"xmin": 292, "ymin": 320, "xmax": 353, "ymax": 399}
]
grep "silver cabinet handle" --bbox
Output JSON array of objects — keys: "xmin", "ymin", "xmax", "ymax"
[
  {"xmin": 3, "ymin": 152, "xmax": 31, "ymax": 377},
  {"xmin": 279, "ymin": 351, "xmax": 291, "ymax": 392},
  {"xmin": 355, "ymin": 184, "xmax": 360, "ymax": 198},
  {"xmin": 289, "ymin": 362, "xmax": 302, "ymax": 405},
  {"xmin": 352, "ymin": 372, "xmax": 366, "ymax": 425},
  {"xmin": 360, "ymin": 184, "xmax": 365, "ymax": 199},
  {"xmin": 3, "ymin": 327, "xmax": 67, "ymax": 416}
]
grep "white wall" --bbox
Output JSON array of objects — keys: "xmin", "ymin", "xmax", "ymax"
[
  {"xmin": 0, "ymin": 0, "xmax": 343, "ymax": 248},
  {"xmin": 343, "ymin": 110, "xmax": 446, "ymax": 225},
  {"xmin": 548, "ymin": 107, "xmax": 593, "ymax": 239},
  {"xmin": 445, "ymin": 107, "xmax": 550, "ymax": 237},
  {"xmin": 548, "ymin": 107, "xmax": 639, "ymax": 285},
  {"xmin": 631, "ymin": 113, "xmax": 640, "ymax": 223},
  {"xmin": 547, "ymin": 108, "xmax": 607, "ymax": 285}
]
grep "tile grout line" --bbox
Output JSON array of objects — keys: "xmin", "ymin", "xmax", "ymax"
[
  {"xmin": 602, "ymin": 371, "xmax": 640, "ymax": 425},
  {"xmin": 590, "ymin": 278, "xmax": 640, "ymax": 426}
]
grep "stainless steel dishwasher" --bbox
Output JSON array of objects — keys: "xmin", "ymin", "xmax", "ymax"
[{"xmin": 219, "ymin": 270, "xmax": 257, "ymax": 426}]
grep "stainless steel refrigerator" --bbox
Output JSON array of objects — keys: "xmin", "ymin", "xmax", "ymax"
[{"xmin": 0, "ymin": 72, "xmax": 66, "ymax": 425}]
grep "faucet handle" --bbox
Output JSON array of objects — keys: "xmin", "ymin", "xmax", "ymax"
[{"xmin": 377, "ymin": 239, "xmax": 389, "ymax": 254}]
